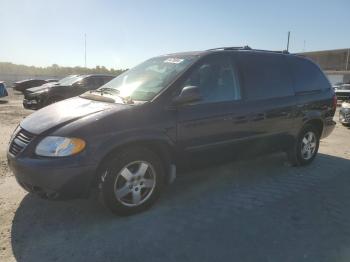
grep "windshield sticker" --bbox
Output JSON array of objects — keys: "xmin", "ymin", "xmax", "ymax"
[{"xmin": 164, "ymin": 58, "xmax": 184, "ymax": 64}]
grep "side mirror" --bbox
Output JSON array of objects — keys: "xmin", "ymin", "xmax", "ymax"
[{"xmin": 173, "ymin": 86, "xmax": 202, "ymax": 105}]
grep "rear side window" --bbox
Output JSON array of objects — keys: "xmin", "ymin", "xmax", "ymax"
[
  {"xmin": 239, "ymin": 53, "xmax": 294, "ymax": 100},
  {"xmin": 288, "ymin": 56, "xmax": 330, "ymax": 93}
]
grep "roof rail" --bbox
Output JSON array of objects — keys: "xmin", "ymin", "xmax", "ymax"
[
  {"xmin": 206, "ymin": 46, "xmax": 252, "ymax": 51},
  {"xmin": 251, "ymin": 49, "xmax": 290, "ymax": 54},
  {"xmin": 207, "ymin": 46, "xmax": 289, "ymax": 54}
]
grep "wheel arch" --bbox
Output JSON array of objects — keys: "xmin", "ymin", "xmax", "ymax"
[
  {"xmin": 91, "ymin": 138, "xmax": 176, "ymax": 189},
  {"xmin": 303, "ymin": 118, "xmax": 324, "ymax": 137}
]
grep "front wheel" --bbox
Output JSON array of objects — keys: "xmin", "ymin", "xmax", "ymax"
[
  {"xmin": 287, "ymin": 125, "xmax": 320, "ymax": 166},
  {"xmin": 99, "ymin": 147, "xmax": 165, "ymax": 216}
]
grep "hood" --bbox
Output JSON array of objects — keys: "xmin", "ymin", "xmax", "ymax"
[
  {"xmin": 26, "ymin": 82, "xmax": 60, "ymax": 93},
  {"xmin": 20, "ymin": 97, "xmax": 122, "ymax": 134}
]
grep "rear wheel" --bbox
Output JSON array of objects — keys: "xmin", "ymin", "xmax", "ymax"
[
  {"xmin": 99, "ymin": 147, "xmax": 165, "ymax": 216},
  {"xmin": 287, "ymin": 125, "xmax": 320, "ymax": 166}
]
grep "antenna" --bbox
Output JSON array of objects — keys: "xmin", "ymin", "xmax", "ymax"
[{"xmin": 286, "ymin": 31, "xmax": 290, "ymax": 52}]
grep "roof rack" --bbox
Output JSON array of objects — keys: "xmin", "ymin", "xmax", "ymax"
[
  {"xmin": 207, "ymin": 46, "xmax": 289, "ymax": 54},
  {"xmin": 206, "ymin": 46, "xmax": 252, "ymax": 51},
  {"xmin": 251, "ymin": 49, "xmax": 290, "ymax": 54}
]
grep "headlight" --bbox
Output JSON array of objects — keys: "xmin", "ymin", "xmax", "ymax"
[{"xmin": 35, "ymin": 136, "xmax": 86, "ymax": 157}]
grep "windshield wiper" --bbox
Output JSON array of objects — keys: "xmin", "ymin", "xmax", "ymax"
[
  {"xmin": 98, "ymin": 87, "xmax": 120, "ymax": 94},
  {"xmin": 90, "ymin": 88, "xmax": 134, "ymax": 104}
]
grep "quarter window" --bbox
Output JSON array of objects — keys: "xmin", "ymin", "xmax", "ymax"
[{"xmin": 288, "ymin": 56, "xmax": 330, "ymax": 92}]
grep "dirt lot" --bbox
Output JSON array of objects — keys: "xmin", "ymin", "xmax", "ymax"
[{"xmin": 1, "ymin": 89, "xmax": 350, "ymax": 262}]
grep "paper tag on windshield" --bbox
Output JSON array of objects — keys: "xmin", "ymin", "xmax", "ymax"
[{"xmin": 164, "ymin": 58, "xmax": 184, "ymax": 64}]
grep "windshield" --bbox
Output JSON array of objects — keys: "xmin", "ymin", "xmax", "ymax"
[
  {"xmin": 59, "ymin": 75, "xmax": 83, "ymax": 86},
  {"xmin": 98, "ymin": 55, "xmax": 198, "ymax": 101}
]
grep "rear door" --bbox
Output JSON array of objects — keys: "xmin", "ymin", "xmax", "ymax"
[
  {"xmin": 176, "ymin": 53, "xmax": 245, "ymax": 152},
  {"xmin": 237, "ymin": 52, "xmax": 297, "ymax": 148}
]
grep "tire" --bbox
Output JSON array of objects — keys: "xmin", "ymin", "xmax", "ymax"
[
  {"xmin": 287, "ymin": 124, "xmax": 320, "ymax": 166},
  {"xmin": 99, "ymin": 147, "xmax": 165, "ymax": 216}
]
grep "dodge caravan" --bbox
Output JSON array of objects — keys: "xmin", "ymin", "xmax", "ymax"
[{"xmin": 7, "ymin": 47, "xmax": 336, "ymax": 215}]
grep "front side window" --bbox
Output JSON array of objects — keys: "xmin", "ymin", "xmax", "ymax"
[
  {"xmin": 181, "ymin": 55, "xmax": 241, "ymax": 103},
  {"xmin": 98, "ymin": 55, "xmax": 198, "ymax": 101}
]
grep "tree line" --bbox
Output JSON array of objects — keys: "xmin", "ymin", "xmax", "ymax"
[{"xmin": 0, "ymin": 62, "xmax": 126, "ymax": 77}]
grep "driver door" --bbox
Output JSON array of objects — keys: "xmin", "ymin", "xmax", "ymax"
[{"xmin": 176, "ymin": 54, "xmax": 243, "ymax": 152}]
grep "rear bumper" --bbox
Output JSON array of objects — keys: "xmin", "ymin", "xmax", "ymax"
[
  {"xmin": 7, "ymin": 154, "xmax": 97, "ymax": 200},
  {"xmin": 321, "ymin": 118, "xmax": 336, "ymax": 139}
]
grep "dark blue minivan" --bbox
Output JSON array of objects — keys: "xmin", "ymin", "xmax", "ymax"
[{"xmin": 7, "ymin": 47, "xmax": 337, "ymax": 215}]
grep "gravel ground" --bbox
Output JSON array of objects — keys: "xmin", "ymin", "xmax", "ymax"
[{"xmin": 1, "ymin": 89, "xmax": 350, "ymax": 262}]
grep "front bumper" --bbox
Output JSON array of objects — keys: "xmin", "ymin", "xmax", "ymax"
[
  {"xmin": 7, "ymin": 154, "xmax": 97, "ymax": 200},
  {"xmin": 23, "ymin": 98, "xmax": 42, "ymax": 110}
]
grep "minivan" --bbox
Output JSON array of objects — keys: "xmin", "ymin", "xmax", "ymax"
[{"xmin": 7, "ymin": 47, "xmax": 337, "ymax": 215}]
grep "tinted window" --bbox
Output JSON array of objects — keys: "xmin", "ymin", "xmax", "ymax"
[
  {"xmin": 288, "ymin": 56, "xmax": 330, "ymax": 92},
  {"xmin": 182, "ymin": 55, "xmax": 241, "ymax": 103},
  {"xmin": 239, "ymin": 53, "xmax": 294, "ymax": 100},
  {"xmin": 102, "ymin": 76, "xmax": 113, "ymax": 84},
  {"xmin": 84, "ymin": 77, "xmax": 103, "ymax": 89},
  {"xmin": 92, "ymin": 77, "xmax": 105, "ymax": 86}
]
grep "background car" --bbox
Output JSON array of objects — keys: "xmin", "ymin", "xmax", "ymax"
[
  {"xmin": 13, "ymin": 79, "xmax": 57, "ymax": 92},
  {"xmin": 334, "ymin": 83, "xmax": 350, "ymax": 101},
  {"xmin": 23, "ymin": 74, "xmax": 115, "ymax": 109},
  {"xmin": 339, "ymin": 101, "xmax": 350, "ymax": 126},
  {"xmin": 23, "ymin": 75, "xmax": 79, "ymax": 95},
  {"xmin": 0, "ymin": 81, "xmax": 8, "ymax": 98}
]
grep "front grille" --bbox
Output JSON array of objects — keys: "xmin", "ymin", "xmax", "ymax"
[{"xmin": 9, "ymin": 128, "xmax": 35, "ymax": 156}]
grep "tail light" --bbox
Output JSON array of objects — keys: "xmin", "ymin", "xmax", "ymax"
[{"xmin": 332, "ymin": 95, "xmax": 337, "ymax": 111}]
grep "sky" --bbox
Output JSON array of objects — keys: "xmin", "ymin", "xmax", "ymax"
[{"xmin": 0, "ymin": 0, "xmax": 349, "ymax": 69}]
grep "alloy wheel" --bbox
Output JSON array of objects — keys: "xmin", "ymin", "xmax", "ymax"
[
  {"xmin": 301, "ymin": 131, "xmax": 317, "ymax": 160},
  {"xmin": 113, "ymin": 161, "xmax": 156, "ymax": 207}
]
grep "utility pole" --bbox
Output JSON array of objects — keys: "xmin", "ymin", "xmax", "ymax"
[
  {"xmin": 346, "ymin": 48, "xmax": 349, "ymax": 71},
  {"xmin": 84, "ymin": 33, "xmax": 87, "ymax": 68},
  {"xmin": 286, "ymin": 31, "xmax": 290, "ymax": 52}
]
